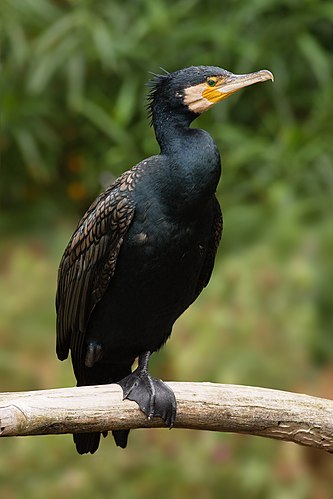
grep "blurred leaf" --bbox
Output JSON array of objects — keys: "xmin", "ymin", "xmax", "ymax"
[
  {"xmin": 67, "ymin": 54, "xmax": 85, "ymax": 106},
  {"xmin": 73, "ymin": 98, "xmax": 129, "ymax": 144},
  {"xmin": 12, "ymin": 129, "xmax": 46, "ymax": 179},
  {"xmin": 298, "ymin": 33, "xmax": 332, "ymax": 86},
  {"xmin": 91, "ymin": 18, "xmax": 118, "ymax": 69},
  {"xmin": 113, "ymin": 78, "xmax": 139, "ymax": 126},
  {"xmin": 28, "ymin": 35, "xmax": 80, "ymax": 93}
]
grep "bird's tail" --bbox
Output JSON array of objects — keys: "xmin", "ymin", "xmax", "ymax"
[
  {"xmin": 73, "ymin": 431, "xmax": 103, "ymax": 455},
  {"xmin": 112, "ymin": 429, "xmax": 130, "ymax": 448},
  {"xmin": 73, "ymin": 429, "xmax": 129, "ymax": 454},
  {"xmin": 73, "ymin": 362, "xmax": 132, "ymax": 454}
]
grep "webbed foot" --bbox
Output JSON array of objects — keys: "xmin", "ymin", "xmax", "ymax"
[{"xmin": 117, "ymin": 351, "xmax": 176, "ymax": 428}]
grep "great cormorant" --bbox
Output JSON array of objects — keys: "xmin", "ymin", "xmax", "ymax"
[{"xmin": 56, "ymin": 65, "xmax": 273, "ymax": 454}]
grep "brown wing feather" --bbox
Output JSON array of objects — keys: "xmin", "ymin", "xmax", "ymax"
[{"xmin": 55, "ymin": 169, "xmax": 141, "ymax": 363}]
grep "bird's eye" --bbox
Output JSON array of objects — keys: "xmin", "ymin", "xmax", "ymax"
[{"xmin": 207, "ymin": 79, "xmax": 216, "ymax": 87}]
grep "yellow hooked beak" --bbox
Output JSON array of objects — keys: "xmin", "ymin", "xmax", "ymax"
[
  {"xmin": 203, "ymin": 70, "xmax": 274, "ymax": 103},
  {"xmin": 184, "ymin": 69, "xmax": 274, "ymax": 114}
]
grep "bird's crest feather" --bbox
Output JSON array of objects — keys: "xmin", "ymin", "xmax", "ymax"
[{"xmin": 146, "ymin": 71, "xmax": 170, "ymax": 126}]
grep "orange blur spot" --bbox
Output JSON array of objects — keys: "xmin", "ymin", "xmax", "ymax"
[
  {"xmin": 67, "ymin": 155, "xmax": 85, "ymax": 173},
  {"xmin": 67, "ymin": 181, "xmax": 87, "ymax": 201}
]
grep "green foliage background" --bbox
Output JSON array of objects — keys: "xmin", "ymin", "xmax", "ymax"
[{"xmin": 1, "ymin": 0, "xmax": 332, "ymax": 497}]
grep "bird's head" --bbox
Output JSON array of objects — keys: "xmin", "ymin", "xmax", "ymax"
[{"xmin": 148, "ymin": 65, "xmax": 274, "ymax": 123}]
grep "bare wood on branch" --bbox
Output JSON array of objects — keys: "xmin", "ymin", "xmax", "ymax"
[{"xmin": 0, "ymin": 382, "xmax": 332, "ymax": 453}]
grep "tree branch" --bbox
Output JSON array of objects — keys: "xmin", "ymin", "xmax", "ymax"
[{"xmin": 0, "ymin": 382, "xmax": 332, "ymax": 452}]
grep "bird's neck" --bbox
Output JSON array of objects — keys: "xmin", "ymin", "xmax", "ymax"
[
  {"xmin": 152, "ymin": 109, "xmax": 221, "ymax": 213},
  {"xmin": 153, "ymin": 106, "xmax": 194, "ymax": 153}
]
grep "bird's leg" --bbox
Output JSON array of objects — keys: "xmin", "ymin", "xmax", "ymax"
[{"xmin": 117, "ymin": 350, "xmax": 176, "ymax": 428}]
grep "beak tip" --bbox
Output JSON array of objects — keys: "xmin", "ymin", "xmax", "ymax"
[{"xmin": 263, "ymin": 70, "xmax": 274, "ymax": 83}]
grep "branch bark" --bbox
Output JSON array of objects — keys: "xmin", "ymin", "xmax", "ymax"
[{"xmin": 0, "ymin": 382, "xmax": 332, "ymax": 453}]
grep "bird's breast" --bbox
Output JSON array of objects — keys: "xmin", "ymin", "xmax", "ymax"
[{"xmin": 124, "ymin": 198, "xmax": 213, "ymax": 278}]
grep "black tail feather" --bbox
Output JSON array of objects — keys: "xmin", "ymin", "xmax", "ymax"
[
  {"xmin": 73, "ymin": 363, "xmax": 133, "ymax": 454},
  {"xmin": 73, "ymin": 432, "xmax": 101, "ymax": 455},
  {"xmin": 73, "ymin": 429, "xmax": 129, "ymax": 454},
  {"xmin": 112, "ymin": 429, "xmax": 130, "ymax": 448}
]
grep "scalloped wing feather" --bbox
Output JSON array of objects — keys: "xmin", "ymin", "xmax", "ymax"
[{"xmin": 56, "ymin": 182, "xmax": 136, "ymax": 363}]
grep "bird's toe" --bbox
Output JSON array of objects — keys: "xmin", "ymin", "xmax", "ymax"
[{"xmin": 117, "ymin": 372, "xmax": 176, "ymax": 427}]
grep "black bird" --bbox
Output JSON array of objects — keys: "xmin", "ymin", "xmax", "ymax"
[{"xmin": 56, "ymin": 65, "xmax": 273, "ymax": 454}]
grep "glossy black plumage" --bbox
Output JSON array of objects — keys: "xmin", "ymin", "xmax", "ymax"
[{"xmin": 56, "ymin": 65, "xmax": 272, "ymax": 454}]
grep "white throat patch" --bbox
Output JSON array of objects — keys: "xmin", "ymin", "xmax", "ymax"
[{"xmin": 183, "ymin": 83, "xmax": 216, "ymax": 114}]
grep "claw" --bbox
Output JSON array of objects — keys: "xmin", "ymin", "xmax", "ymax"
[{"xmin": 118, "ymin": 370, "xmax": 176, "ymax": 428}]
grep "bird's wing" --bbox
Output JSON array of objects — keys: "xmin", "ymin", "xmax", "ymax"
[
  {"xmin": 55, "ymin": 167, "xmax": 143, "ymax": 364},
  {"xmin": 194, "ymin": 196, "xmax": 223, "ymax": 299}
]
